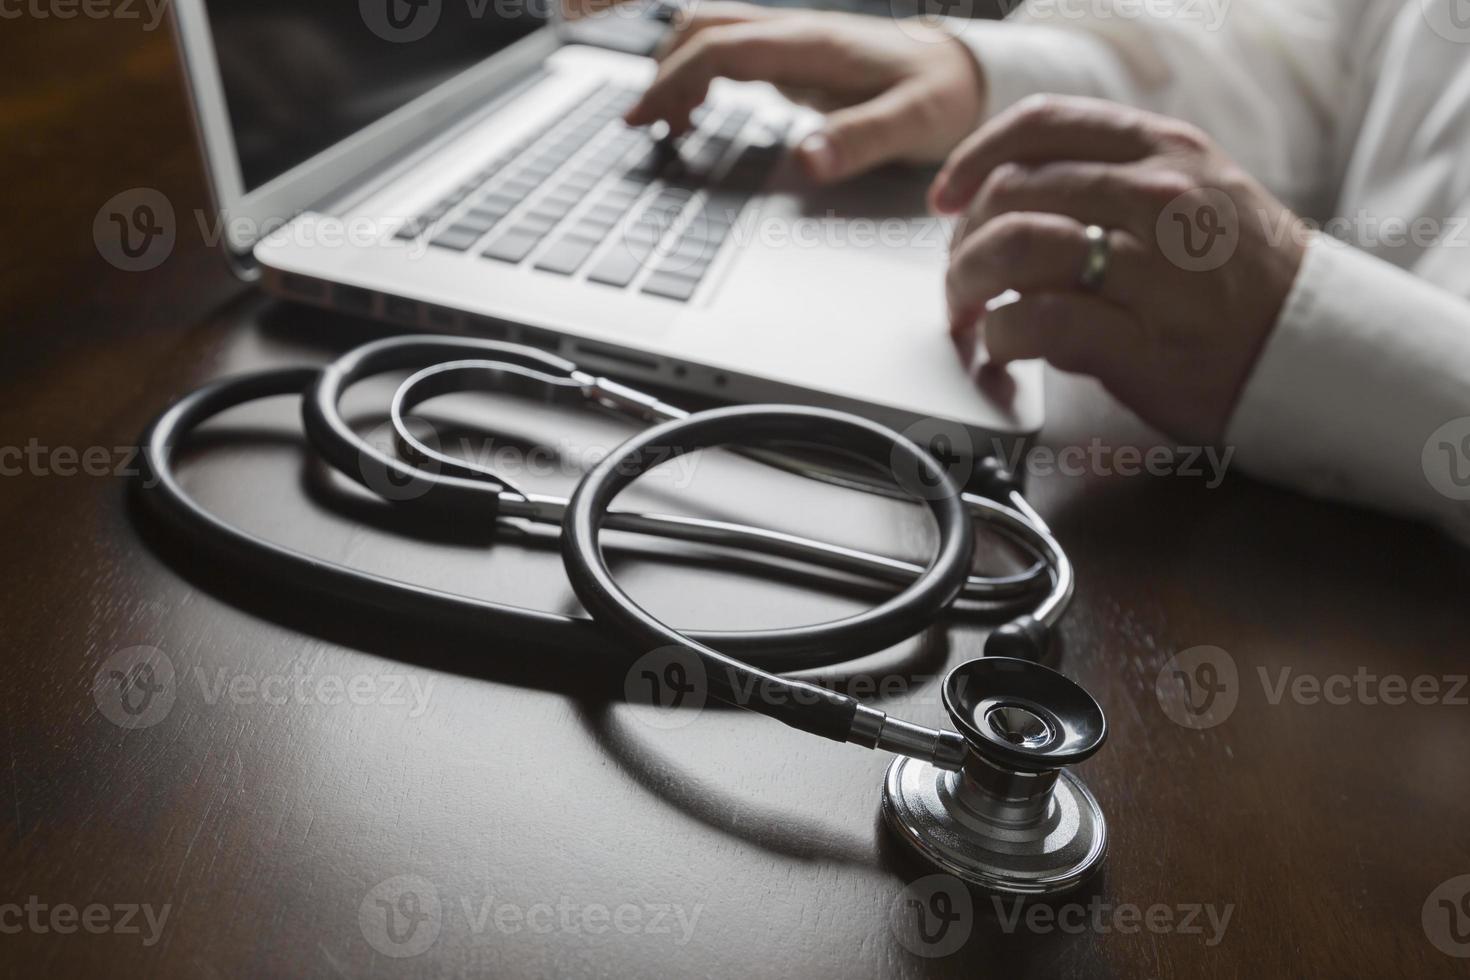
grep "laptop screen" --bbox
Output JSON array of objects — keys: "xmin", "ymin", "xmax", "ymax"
[{"xmin": 204, "ymin": 0, "xmax": 547, "ymax": 192}]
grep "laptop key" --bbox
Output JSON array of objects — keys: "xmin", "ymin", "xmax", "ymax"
[
  {"xmin": 668, "ymin": 231, "xmax": 721, "ymax": 264},
  {"xmin": 585, "ymin": 143, "xmax": 633, "ymax": 168},
  {"xmin": 543, "ymin": 185, "xmax": 584, "ymax": 207},
  {"xmin": 507, "ymin": 212, "xmax": 558, "ymax": 237},
  {"xmin": 501, "ymin": 176, "xmax": 540, "ymax": 196},
  {"xmin": 531, "ymin": 198, "xmax": 574, "ymax": 222},
  {"xmin": 562, "ymin": 172, "xmax": 598, "ymax": 192},
  {"xmin": 519, "ymin": 159, "xmax": 558, "ymax": 180},
  {"xmin": 481, "ymin": 229, "xmax": 543, "ymax": 263},
  {"xmin": 477, "ymin": 192, "xmax": 520, "ymax": 214},
  {"xmin": 586, "ymin": 249, "xmax": 646, "ymax": 288},
  {"xmin": 595, "ymin": 188, "xmax": 640, "ymax": 212},
  {"xmin": 623, "ymin": 218, "xmax": 668, "ymax": 245},
  {"xmin": 467, "ymin": 202, "xmax": 512, "ymax": 225},
  {"xmin": 564, "ymin": 220, "xmax": 608, "ymax": 244},
  {"xmin": 647, "ymin": 199, "xmax": 690, "ymax": 221},
  {"xmin": 584, "ymin": 203, "xmax": 626, "ymax": 226},
  {"xmin": 429, "ymin": 225, "xmax": 485, "ymax": 251},
  {"xmin": 574, "ymin": 215, "xmax": 616, "ymax": 239},
  {"xmin": 609, "ymin": 177, "xmax": 647, "ymax": 197},
  {"xmin": 455, "ymin": 211, "xmax": 501, "ymax": 235},
  {"xmin": 700, "ymin": 191, "xmax": 749, "ymax": 228},
  {"xmin": 534, "ymin": 238, "xmax": 598, "ymax": 276},
  {"xmin": 652, "ymin": 254, "xmax": 711, "ymax": 280},
  {"xmin": 626, "ymin": 143, "xmax": 678, "ymax": 180},
  {"xmin": 695, "ymin": 213, "xmax": 735, "ymax": 243},
  {"xmin": 395, "ymin": 219, "xmax": 427, "ymax": 240},
  {"xmin": 642, "ymin": 271, "xmax": 700, "ymax": 302},
  {"xmin": 520, "ymin": 207, "xmax": 558, "ymax": 227}
]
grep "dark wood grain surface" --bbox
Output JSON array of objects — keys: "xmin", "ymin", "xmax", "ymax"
[{"xmin": 5, "ymin": 11, "xmax": 1470, "ymax": 979}]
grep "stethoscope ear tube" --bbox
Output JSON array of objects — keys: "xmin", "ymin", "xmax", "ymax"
[
  {"xmin": 301, "ymin": 340, "xmax": 523, "ymax": 516},
  {"xmin": 133, "ymin": 367, "xmax": 610, "ymax": 650},
  {"xmin": 560, "ymin": 403, "xmax": 975, "ymax": 743}
]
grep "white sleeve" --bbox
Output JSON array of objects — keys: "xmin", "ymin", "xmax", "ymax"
[
  {"xmin": 946, "ymin": 0, "xmax": 1374, "ymax": 212},
  {"xmin": 1225, "ymin": 234, "xmax": 1470, "ymax": 543}
]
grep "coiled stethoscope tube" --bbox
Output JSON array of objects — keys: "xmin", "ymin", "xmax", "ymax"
[
  {"xmin": 560, "ymin": 404, "xmax": 975, "ymax": 744},
  {"xmin": 136, "ymin": 334, "xmax": 1075, "ymax": 768},
  {"xmin": 315, "ymin": 336, "xmax": 1068, "ymax": 614},
  {"xmin": 390, "ymin": 359, "xmax": 1049, "ymax": 606}
]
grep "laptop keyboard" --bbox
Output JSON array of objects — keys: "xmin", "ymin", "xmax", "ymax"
[{"xmin": 395, "ymin": 83, "xmax": 785, "ymax": 302}]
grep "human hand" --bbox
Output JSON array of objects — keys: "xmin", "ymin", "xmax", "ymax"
[
  {"xmin": 624, "ymin": 3, "xmax": 986, "ymax": 183},
  {"xmin": 933, "ymin": 95, "xmax": 1309, "ymax": 445}
]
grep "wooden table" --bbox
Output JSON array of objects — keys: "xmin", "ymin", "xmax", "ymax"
[{"xmin": 5, "ymin": 11, "xmax": 1470, "ymax": 979}]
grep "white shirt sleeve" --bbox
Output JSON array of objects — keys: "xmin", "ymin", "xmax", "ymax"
[
  {"xmin": 1226, "ymin": 234, "xmax": 1470, "ymax": 543},
  {"xmin": 947, "ymin": 0, "xmax": 1372, "ymax": 215},
  {"xmin": 944, "ymin": 0, "xmax": 1470, "ymax": 543}
]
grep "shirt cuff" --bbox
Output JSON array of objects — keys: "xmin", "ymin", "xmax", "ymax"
[
  {"xmin": 1225, "ymin": 234, "xmax": 1470, "ymax": 542},
  {"xmin": 943, "ymin": 17, "xmax": 1138, "ymax": 120}
]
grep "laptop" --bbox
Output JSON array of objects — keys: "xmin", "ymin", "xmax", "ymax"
[{"xmin": 169, "ymin": 0, "xmax": 1042, "ymax": 454}]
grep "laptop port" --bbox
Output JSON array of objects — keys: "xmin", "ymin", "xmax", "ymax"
[
  {"xmin": 572, "ymin": 342, "xmax": 659, "ymax": 374},
  {"xmin": 335, "ymin": 285, "xmax": 375, "ymax": 315},
  {"xmin": 520, "ymin": 326, "xmax": 559, "ymax": 350},
  {"xmin": 383, "ymin": 296, "xmax": 419, "ymax": 323},
  {"xmin": 280, "ymin": 273, "xmax": 325, "ymax": 300},
  {"xmin": 465, "ymin": 316, "xmax": 507, "ymax": 338}
]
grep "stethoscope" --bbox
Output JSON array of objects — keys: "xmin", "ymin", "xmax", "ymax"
[{"xmin": 136, "ymin": 334, "xmax": 1109, "ymax": 895}]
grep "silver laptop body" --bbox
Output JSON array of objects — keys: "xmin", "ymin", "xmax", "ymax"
[{"xmin": 170, "ymin": 0, "xmax": 1042, "ymax": 452}]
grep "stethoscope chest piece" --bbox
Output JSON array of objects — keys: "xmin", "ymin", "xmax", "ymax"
[{"xmin": 882, "ymin": 657, "xmax": 1108, "ymax": 896}]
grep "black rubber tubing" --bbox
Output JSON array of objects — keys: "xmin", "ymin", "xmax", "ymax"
[
  {"xmin": 561, "ymin": 404, "xmax": 973, "ymax": 742},
  {"xmin": 136, "ymin": 363, "xmax": 973, "ymax": 721}
]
